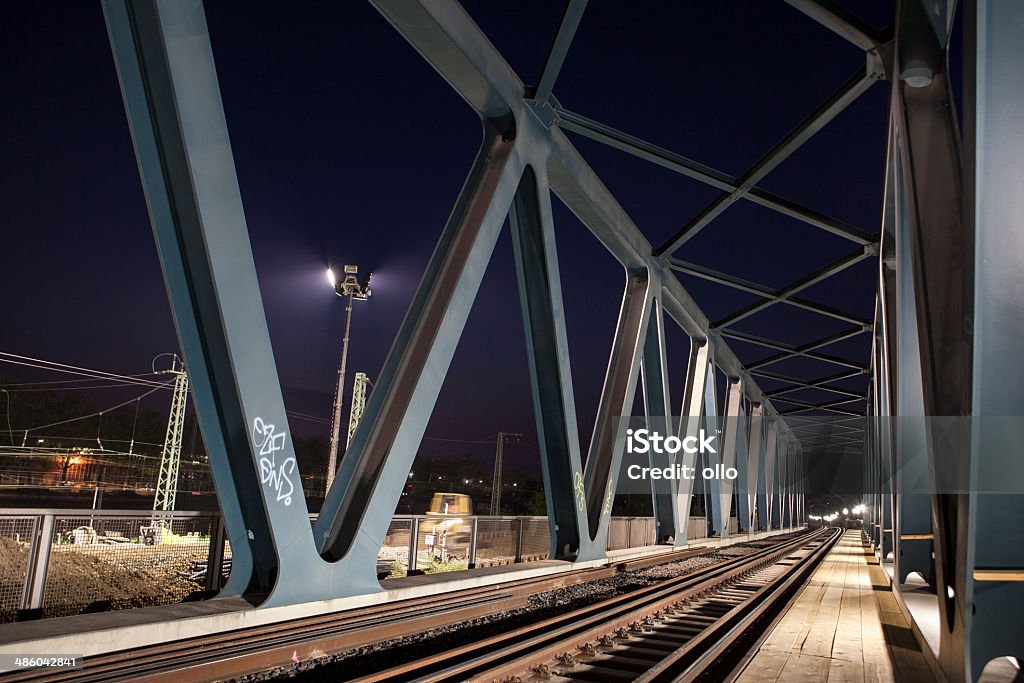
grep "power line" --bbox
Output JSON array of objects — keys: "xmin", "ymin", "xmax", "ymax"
[
  {"xmin": 0, "ymin": 352, "xmax": 170, "ymax": 389},
  {"xmin": 0, "ymin": 381, "xmax": 172, "ymax": 434}
]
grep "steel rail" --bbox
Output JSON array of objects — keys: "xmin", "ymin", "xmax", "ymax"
[
  {"xmin": 3, "ymin": 548, "xmax": 709, "ymax": 683},
  {"xmin": 350, "ymin": 529, "xmax": 830, "ymax": 682}
]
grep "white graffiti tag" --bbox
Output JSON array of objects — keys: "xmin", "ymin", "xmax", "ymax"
[{"xmin": 252, "ymin": 417, "xmax": 296, "ymax": 506}]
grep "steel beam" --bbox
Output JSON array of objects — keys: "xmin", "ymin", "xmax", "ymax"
[
  {"xmin": 963, "ymin": 2, "xmax": 1024, "ymax": 678},
  {"xmin": 783, "ymin": 0, "xmax": 884, "ymax": 51},
  {"xmin": 555, "ymin": 107, "xmax": 874, "ymax": 245},
  {"xmin": 640, "ymin": 300, "xmax": 678, "ymax": 543},
  {"xmin": 656, "ymin": 67, "xmax": 881, "ymax": 256},
  {"xmin": 582, "ymin": 269, "xmax": 655, "ymax": 545},
  {"xmin": 892, "ymin": 0, "xmax": 972, "ymax": 671},
  {"xmin": 675, "ymin": 340, "xmax": 710, "ymax": 547},
  {"xmin": 713, "ymin": 247, "xmax": 874, "ymax": 329},
  {"xmin": 671, "ymin": 259, "xmax": 874, "ymax": 327},
  {"xmin": 532, "ymin": 0, "xmax": 588, "ymax": 106},
  {"xmin": 103, "ymin": 0, "xmax": 320, "ymax": 602},
  {"xmin": 510, "ymin": 165, "xmax": 590, "ymax": 559},
  {"xmin": 746, "ymin": 327, "xmax": 869, "ymax": 371}
]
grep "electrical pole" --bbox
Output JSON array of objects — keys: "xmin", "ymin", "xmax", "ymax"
[
  {"xmin": 490, "ymin": 432, "xmax": 522, "ymax": 516},
  {"xmin": 154, "ymin": 357, "xmax": 188, "ymax": 512},
  {"xmin": 346, "ymin": 372, "xmax": 369, "ymax": 450}
]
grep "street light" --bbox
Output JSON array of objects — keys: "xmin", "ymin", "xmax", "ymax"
[{"xmin": 325, "ymin": 265, "xmax": 372, "ymax": 492}]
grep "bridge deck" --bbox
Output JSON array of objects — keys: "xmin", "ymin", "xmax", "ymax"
[{"xmin": 738, "ymin": 530, "xmax": 932, "ymax": 683}]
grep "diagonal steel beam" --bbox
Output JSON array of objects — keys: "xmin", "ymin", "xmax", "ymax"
[
  {"xmin": 554, "ymin": 107, "xmax": 874, "ymax": 245},
  {"xmin": 773, "ymin": 395, "xmax": 865, "ymax": 411},
  {"xmin": 533, "ymin": 0, "xmax": 588, "ymax": 105},
  {"xmin": 780, "ymin": 395, "xmax": 866, "ymax": 417},
  {"xmin": 746, "ymin": 326, "xmax": 869, "ymax": 370},
  {"xmin": 656, "ymin": 66, "xmax": 881, "ymax": 255},
  {"xmin": 714, "ymin": 246, "xmax": 874, "ymax": 328},
  {"xmin": 785, "ymin": 296, "xmax": 872, "ymax": 326},
  {"xmin": 670, "ymin": 258, "xmax": 874, "ymax": 326},
  {"xmin": 719, "ymin": 329, "xmax": 866, "ymax": 373},
  {"xmin": 669, "ymin": 259, "xmax": 783, "ymax": 298},
  {"xmin": 783, "ymin": 0, "xmax": 884, "ymax": 51},
  {"xmin": 755, "ymin": 368, "xmax": 866, "ymax": 399}
]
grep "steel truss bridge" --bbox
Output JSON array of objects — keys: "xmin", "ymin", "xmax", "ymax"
[{"xmin": 87, "ymin": 1, "xmax": 1022, "ymax": 681}]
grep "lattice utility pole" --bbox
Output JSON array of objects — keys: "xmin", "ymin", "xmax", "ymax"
[
  {"xmin": 489, "ymin": 432, "xmax": 521, "ymax": 516},
  {"xmin": 153, "ymin": 358, "xmax": 189, "ymax": 512},
  {"xmin": 346, "ymin": 372, "xmax": 369, "ymax": 450}
]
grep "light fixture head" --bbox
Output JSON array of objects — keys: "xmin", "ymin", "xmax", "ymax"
[{"xmin": 326, "ymin": 267, "xmax": 336, "ymax": 287}]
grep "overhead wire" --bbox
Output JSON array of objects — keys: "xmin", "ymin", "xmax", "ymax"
[
  {"xmin": 0, "ymin": 352, "xmax": 170, "ymax": 389},
  {"xmin": 2, "ymin": 381, "xmax": 172, "ymax": 434}
]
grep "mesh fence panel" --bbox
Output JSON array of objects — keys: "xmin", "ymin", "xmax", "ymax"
[
  {"xmin": 474, "ymin": 518, "xmax": 516, "ymax": 567},
  {"xmin": 378, "ymin": 518, "xmax": 411, "ymax": 578},
  {"xmin": 518, "ymin": 518, "xmax": 549, "ymax": 561},
  {"xmin": 415, "ymin": 516, "xmax": 471, "ymax": 574},
  {"xmin": 41, "ymin": 513, "xmax": 215, "ymax": 618},
  {"xmin": 0, "ymin": 516, "xmax": 35, "ymax": 621}
]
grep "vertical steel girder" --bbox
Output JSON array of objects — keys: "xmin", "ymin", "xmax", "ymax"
[
  {"xmin": 891, "ymin": 0, "xmax": 972, "ymax": 675},
  {"xmin": 509, "ymin": 165, "xmax": 590, "ymax": 559},
  {"xmin": 674, "ymin": 340, "xmax": 710, "ymax": 547},
  {"xmin": 963, "ymin": 1, "xmax": 1024, "ymax": 678},
  {"xmin": 893, "ymin": 131, "xmax": 933, "ymax": 586},
  {"xmin": 764, "ymin": 421, "xmax": 779, "ymax": 529},
  {"xmin": 718, "ymin": 379, "xmax": 744, "ymax": 539},
  {"xmin": 746, "ymin": 403, "xmax": 764, "ymax": 531},
  {"xmin": 701, "ymin": 363, "xmax": 723, "ymax": 535},
  {"xmin": 640, "ymin": 301, "xmax": 680, "ymax": 544}
]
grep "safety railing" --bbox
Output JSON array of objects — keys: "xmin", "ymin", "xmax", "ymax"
[{"xmin": 0, "ymin": 509, "xmax": 689, "ymax": 622}]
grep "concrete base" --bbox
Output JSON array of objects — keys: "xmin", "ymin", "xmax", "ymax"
[{"xmin": 0, "ymin": 527, "xmax": 803, "ymax": 659}]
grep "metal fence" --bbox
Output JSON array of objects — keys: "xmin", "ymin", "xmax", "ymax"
[
  {"xmin": 0, "ymin": 509, "xmax": 219, "ymax": 622},
  {"xmin": 0, "ymin": 509, "xmax": 683, "ymax": 622}
]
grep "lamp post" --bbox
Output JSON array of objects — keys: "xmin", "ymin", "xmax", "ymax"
[{"xmin": 325, "ymin": 265, "xmax": 371, "ymax": 493}]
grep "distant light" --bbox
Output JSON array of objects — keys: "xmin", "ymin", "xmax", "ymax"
[
  {"xmin": 408, "ymin": 472, "xmax": 413, "ymax": 478},
  {"xmin": 842, "ymin": 507, "xmax": 849, "ymax": 515},
  {"xmin": 512, "ymin": 483, "xmax": 517, "ymax": 487},
  {"xmin": 326, "ymin": 267, "xmax": 336, "ymax": 287}
]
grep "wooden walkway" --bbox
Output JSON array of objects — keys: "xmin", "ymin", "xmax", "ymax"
[{"xmin": 737, "ymin": 529, "xmax": 933, "ymax": 683}]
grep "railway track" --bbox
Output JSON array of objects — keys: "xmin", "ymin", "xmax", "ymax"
[
  {"xmin": 352, "ymin": 527, "xmax": 840, "ymax": 683},
  {"xmin": 0, "ymin": 545, "xmax": 710, "ymax": 683}
]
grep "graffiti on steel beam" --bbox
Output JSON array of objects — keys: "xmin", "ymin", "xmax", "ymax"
[
  {"xmin": 574, "ymin": 471, "xmax": 586, "ymax": 512},
  {"xmin": 252, "ymin": 417, "xmax": 296, "ymax": 505}
]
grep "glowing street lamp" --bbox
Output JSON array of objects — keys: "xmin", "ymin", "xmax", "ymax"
[{"xmin": 325, "ymin": 265, "xmax": 372, "ymax": 492}]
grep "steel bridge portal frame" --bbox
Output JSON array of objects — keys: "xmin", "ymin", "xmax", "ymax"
[{"xmin": 101, "ymin": 0, "xmax": 818, "ymax": 610}]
